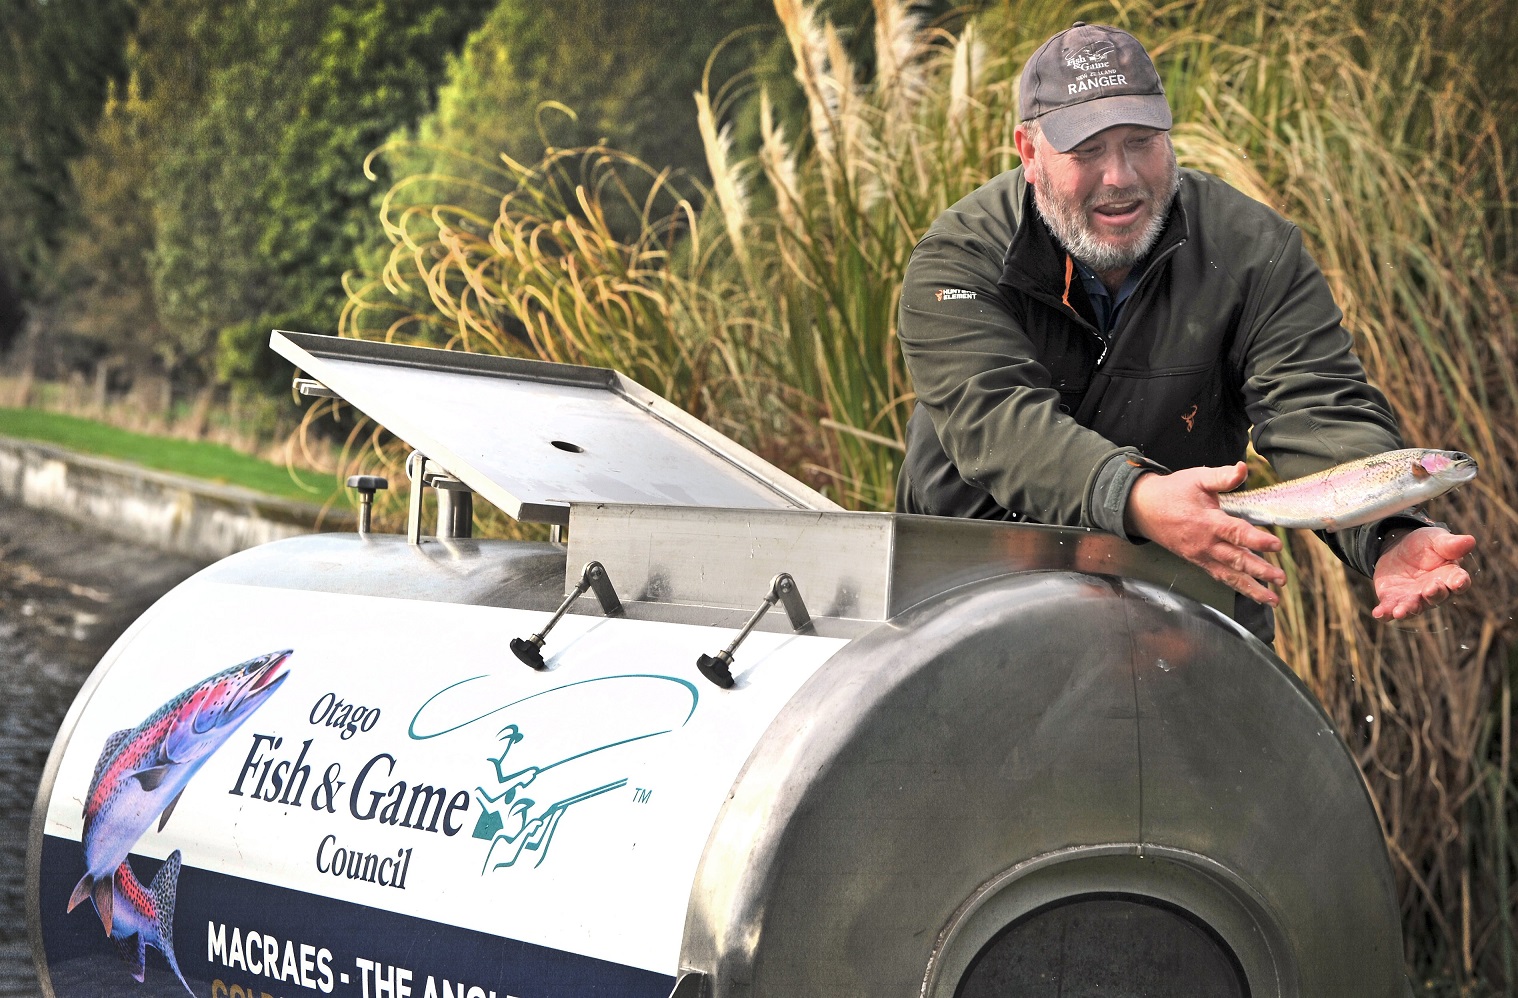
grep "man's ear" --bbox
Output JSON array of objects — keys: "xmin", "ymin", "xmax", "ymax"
[{"xmin": 1013, "ymin": 124, "xmax": 1038, "ymax": 182}]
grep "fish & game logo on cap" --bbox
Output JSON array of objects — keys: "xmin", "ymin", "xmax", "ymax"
[
  {"xmin": 1018, "ymin": 22, "xmax": 1172, "ymax": 152},
  {"xmin": 1064, "ymin": 40, "xmax": 1117, "ymax": 74}
]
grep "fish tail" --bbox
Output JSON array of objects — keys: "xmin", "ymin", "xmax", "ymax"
[
  {"xmin": 150, "ymin": 850, "xmax": 196, "ymax": 998},
  {"xmin": 68, "ymin": 870, "xmax": 115, "ymax": 936},
  {"xmin": 66, "ymin": 872, "xmax": 93, "ymax": 914},
  {"xmin": 94, "ymin": 874, "xmax": 115, "ymax": 936}
]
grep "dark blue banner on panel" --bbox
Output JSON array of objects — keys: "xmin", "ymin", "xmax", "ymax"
[{"xmin": 38, "ymin": 835, "xmax": 676, "ymax": 998}]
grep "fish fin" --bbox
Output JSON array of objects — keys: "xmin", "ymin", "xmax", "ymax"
[
  {"xmin": 149, "ymin": 850, "xmax": 182, "ymax": 924},
  {"xmin": 111, "ymin": 931, "xmax": 146, "ymax": 981},
  {"xmin": 92, "ymin": 730, "xmax": 132, "ymax": 786},
  {"xmin": 130, "ymin": 936, "xmax": 148, "ymax": 981},
  {"xmin": 66, "ymin": 873, "xmax": 93, "ymax": 913},
  {"xmin": 134, "ymin": 765, "xmax": 172, "ymax": 792},
  {"xmin": 157, "ymin": 788, "xmax": 186, "ymax": 832},
  {"xmin": 1411, "ymin": 459, "xmax": 1430, "ymax": 480},
  {"xmin": 151, "ymin": 851, "xmax": 196, "ymax": 998},
  {"xmin": 94, "ymin": 874, "xmax": 114, "ymax": 936}
]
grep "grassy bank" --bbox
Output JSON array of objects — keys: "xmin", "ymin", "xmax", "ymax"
[{"xmin": 0, "ymin": 407, "xmax": 340, "ymax": 505}]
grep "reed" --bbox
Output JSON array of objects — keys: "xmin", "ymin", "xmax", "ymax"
[
  {"xmin": 345, "ymin": 0, "xmax": 1516, "ymax": 985},
  {"xmin": 1149, "ymin": 5, "xmax": 1515, "ymax": 987}
]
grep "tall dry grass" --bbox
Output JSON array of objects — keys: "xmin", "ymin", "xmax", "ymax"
[
  {"xmin": 1148, "ymin": 4, "xmax": 1517, "ymax": 987},
  {"xmin": 343, "ymin": 0, "xmax": 1516, "ymax": 986}
]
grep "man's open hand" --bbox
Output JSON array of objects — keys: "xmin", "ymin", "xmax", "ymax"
[
  {"xmin": 1372, "ymin": 527, "xmax": 1475, "ymax": 621},
  {"xmin": 1125, "ymin": 462, "xmax": 1285, "ymax": 606}
]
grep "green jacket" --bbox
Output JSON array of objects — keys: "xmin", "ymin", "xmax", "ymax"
[{"xmin": 896, "ymin": 166, "xmax": 1425, "ymax": 581}]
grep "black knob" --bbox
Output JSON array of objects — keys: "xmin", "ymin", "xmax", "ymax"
[
  {"xmin": 511, "ymin": 637, "xmax": 548, "ymax": 671},
  {"xmin": 696, "ymin": 652, "xmax": 736, "ymax": 689},
  {"xmin": 346, "ymin": 475, "xmax": 389, "ymax": 494}
]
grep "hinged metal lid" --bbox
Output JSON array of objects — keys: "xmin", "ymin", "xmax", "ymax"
[{"xmin": 271, "ymin": 330, "xmax": 840, "ymax": 524}]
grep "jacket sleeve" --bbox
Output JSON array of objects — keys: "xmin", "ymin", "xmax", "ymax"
[
  {"xmin": 897, "ymin": 226, "xmax": 1142, "ymax": 529},
  {"xmin": 1230, "ymin": 223, "xmax": 1420, "ymax": 574}
]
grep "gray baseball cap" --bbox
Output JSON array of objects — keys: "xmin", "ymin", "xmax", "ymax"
[{"xmin": 1018, "ymin": 22, "xmax": 1172, "ymax": 152}]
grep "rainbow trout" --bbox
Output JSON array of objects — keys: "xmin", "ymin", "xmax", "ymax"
[
  {"xmin": 68, "ymin": 649, "xmax": 290, "ymax": 935},
  {"xmin": 1218, "ymin": 449, "xmax": 1477, "ymax": 532}
]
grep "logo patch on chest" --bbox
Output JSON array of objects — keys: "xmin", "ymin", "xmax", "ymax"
[{"xmin": 935, "ymin": 288, "xmax": 977, "ymax": 302}]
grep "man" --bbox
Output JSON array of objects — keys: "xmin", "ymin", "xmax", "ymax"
[{"xmin": 895, "ymin": 21, "xmax": 1474, "ymax": 639}]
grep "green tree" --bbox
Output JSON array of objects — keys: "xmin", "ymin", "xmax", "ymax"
[
  {"xmin": 385, "ymin": 0, "xmax": 794, "ymax": 195},
  {"xmin": 55, "ymin": 2, "xmax": 239, "ymax": 376},
  {"xmin": 0, "ymin": 0, "xmax": 133, "ymax": 347},
  {"xmin": 143, "ymin": 0, "xmax": 490, "ymax": 390},
  {"xmin": 351, "ymin": 0, "xmax": 905, "ymax": 341}
]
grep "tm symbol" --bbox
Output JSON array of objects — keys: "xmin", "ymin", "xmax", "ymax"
[{"xmin": 632, "ymin": 787, "xmax": 653, "ymax": 804}]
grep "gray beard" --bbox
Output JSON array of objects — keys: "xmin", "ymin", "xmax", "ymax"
[{"xmin": 1032, "ymin": 163, "xmax": 1180, "ymax": 274}]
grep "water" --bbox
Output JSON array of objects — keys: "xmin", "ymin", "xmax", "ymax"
[{"xmin": 0, "ymin": 502, "xmax": 202, "ymax": 996}]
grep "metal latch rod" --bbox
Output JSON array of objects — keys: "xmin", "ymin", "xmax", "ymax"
[
  {"xmin": 697, "ymin": 573, "xmax": 811, "ymax": 689},
  {"xmin": 345, "ymin": 475, "xmax": 388, "ymax": 535},
  {"xmin": 511, "ymin": 561, "xmax": 623, "ymax": 670}
]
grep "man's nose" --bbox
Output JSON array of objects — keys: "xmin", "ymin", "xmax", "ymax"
[{"xmin": 1101, "ymin": 149, "xmax": 1138, "ymax": 188}]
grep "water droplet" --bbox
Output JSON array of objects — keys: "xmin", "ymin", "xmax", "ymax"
[
  {"xmin": 1156, "ymin": 659, "xmax": 1172, "ymax": 672},
  {"xmin": 1365, "ymin": 715, "xmax": 1374, "ymax": 724}
]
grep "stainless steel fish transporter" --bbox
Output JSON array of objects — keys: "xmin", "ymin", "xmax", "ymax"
[{"xmin": 30, "ymin": 331, "xmax": 1412, "ymax": 998}]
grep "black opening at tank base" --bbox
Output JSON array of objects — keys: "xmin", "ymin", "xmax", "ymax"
[
  {"xmin": 550, "ymin": 440, "xmax": 585, "ymax": 453},
  {"xmin": 955, "ymin": 892, "xmax": 1249, "ymax": 998}
]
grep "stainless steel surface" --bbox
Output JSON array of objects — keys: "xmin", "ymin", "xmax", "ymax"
[
  {"xmin": 678, "ymin": 572, "xmax": 1404, "ymax": 996},
  {"xmin": 270, "ymin": 330, "xmax": 839, "ymax": 524},
  {"xmin": 435, "ymin": 479, "xmax": 473, "ymax": 538},
  {"xmin": 200, "ymin": 532, "xmax": 570, "ymax": 612},
  {"xmin": 190, "ymin": 533, "xmax": 871, "ymax": 638},
  {"xmin": 567, "ymin": 504, "xmax": 1231, "ymax": 619},
  {"xmin": 30, "ymin": 331, "xmax": 1401, "ymax": 995}
]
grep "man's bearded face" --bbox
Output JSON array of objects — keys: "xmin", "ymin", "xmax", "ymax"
[{"xmin": 1026, "ymin": 124, "xmax": 1180, "ymax": 274}]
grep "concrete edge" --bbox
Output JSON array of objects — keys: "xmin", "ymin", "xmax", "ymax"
[{"xmin": 0, "ymin": 434, "xmax": 355, "ymax": 562}]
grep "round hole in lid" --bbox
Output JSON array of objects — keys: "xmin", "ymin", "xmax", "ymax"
[{"xmin": 551, "ymin": 440, "xmax": 585, "ymax": 453}]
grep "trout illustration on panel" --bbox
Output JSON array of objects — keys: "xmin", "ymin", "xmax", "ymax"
[{"xmin": 68, "ymin": 649, "xmax": 292, "ymax": 937}]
